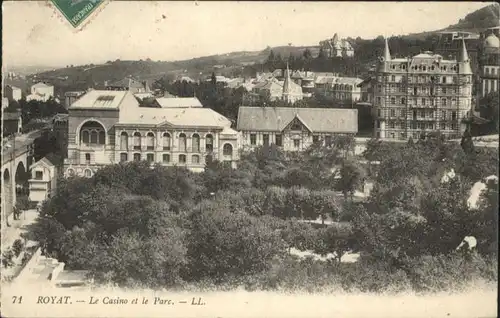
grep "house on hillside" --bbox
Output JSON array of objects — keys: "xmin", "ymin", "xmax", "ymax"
[
  {"xmin": 27, "ymin": 82, "xmax": 54, "ymax": 102},
  {"xmin": 28, "ymin": 154, "xmax": 62, "ymax": 202},
  {"xmin": 237, "ymin": 106, "xmax": 358, "ymax": 152},
  {"xmin": 4, "ymin": 85, "xmax": 23, "ymax": 101},
  {"xmin": 319, "ymin": 33, "xmax": 355, "ymax": 58},
  {"xmin": 105, "ymin": 77, "xmax": 150, "ymax": 94}
]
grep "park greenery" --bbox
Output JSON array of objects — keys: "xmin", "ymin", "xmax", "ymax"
[{"xmin": 27, "ymin": 132, "xmax": 498, "ymax": 292}]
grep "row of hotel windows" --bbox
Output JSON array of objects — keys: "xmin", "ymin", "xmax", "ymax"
[
  {"xmin": 378, "ymin": 108, "xmax": 458, "ymax": 120},
  {"xmin": 484, "ymin": 67, "xmax": 498, "ymax": 76},
  {"xmin": 381, "ymin": 85, "xmax": 461, "ymax": 94},
  {"xmin": 384, "ymin": 97, "xmax": 461, "ymax": 106},
  {"xmin": 383, "ymin": 74, "xmax": 467, "ymax": 84},
  {"xmin": 118, "ymin": 132, "xmax": 214, "ymax": 152},
  {"xmin": 388, "ymin": 64, "xmax": 458, "ymax": 72},
  {"xmin": 379, "ymin": 131, "xmax": 459, "ymax": 140},
  {"xmin": 380, "ymin": 121, "xmax": 457, "ymax": 130}
]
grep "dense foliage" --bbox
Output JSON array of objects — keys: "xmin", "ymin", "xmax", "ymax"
[{"xmin": 29, "ymin": 133, "xmax": 498, "ymax": 291}]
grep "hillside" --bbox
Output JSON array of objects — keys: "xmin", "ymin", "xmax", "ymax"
[{"xmin": 29, "ymin": 3, "xmax": 499, "ymax": 90}]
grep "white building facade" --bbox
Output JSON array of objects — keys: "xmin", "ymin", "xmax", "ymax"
[{"xmin": 64, "ymin": 91, "xmax": 240, "ymax": 178}]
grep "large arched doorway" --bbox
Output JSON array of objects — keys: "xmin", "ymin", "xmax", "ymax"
[
  {"xmin": 222, "ymin": 144, "xmax": 233, "ymax": 167},
  {"xmin": 15, "ymin": 161, "xmax": 29, "ymax": 208},
  {"xmin": 3, "ymin": 168, "xmax": 13, "ymax": 226}
]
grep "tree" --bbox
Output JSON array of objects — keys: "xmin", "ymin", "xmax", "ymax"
[
  {"xmin": 185, "ymin": 208, "xmax": 286, "ymax": 282},
  {"xmin": 337, "ymin": 159, "xmax": 366, "ymax": 200},
  {"xmin": 460, "ymin": 129, "xmax": 475, "ymax": 155},
  {"xmin": 211, "ymin": 72, "xmax": 217, "ymax": 86},
  {"xmin": 313, "ymin": 222, "xmax": 355, "ymax": 262}
]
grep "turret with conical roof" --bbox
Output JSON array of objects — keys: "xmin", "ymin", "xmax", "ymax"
[
  {"xmin": 458, "ymin": 39, "xmax": 472, "ymax": 75},
  {"xmin": 377, "ymin": 37, "xmax": 392, "ymax": 73},
  {"xmin": 383, "ymin": 37, "xmax": 391, "ymax": 62},
  {"xmin": 282, "ymin": 62, "xmax": 292, "ymax": 103}
]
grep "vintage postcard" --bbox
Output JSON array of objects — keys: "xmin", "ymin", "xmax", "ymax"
[{"xmin": 1, "ymin": 1, "xmax": 499, "ymax": 317}]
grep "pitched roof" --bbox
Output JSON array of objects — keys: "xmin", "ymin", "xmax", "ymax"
[
  {"xmin": 237, "ymin": 107, "xmax": 358, "ymax": 133},
  {"xmin": 155, "ymin": 97, "xmax": 203, "ymax": 108},
  {"xmin": 32, "ymin": 82, "xmax": 53, "ymax": 88},
  {"xmin": 331, "ymin": 77, "xmax": 363, "ymax": 86},
  {"xmin": 69, "ymin": 90, "xmax": 130, "ymax": 109},
  {"xmin": 118, "ymin": 97, "xmax": 231, "ymax": 128},
  {"xmin": 30, "ymin": 153, "xmax": 62, "ymax": 169}
]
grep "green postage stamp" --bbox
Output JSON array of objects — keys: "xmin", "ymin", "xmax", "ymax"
[{"xmin": 50, "ymin": 0, "xmax": 106, "ymax": 28}]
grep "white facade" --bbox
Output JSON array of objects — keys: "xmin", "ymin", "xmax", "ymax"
[
  {"xmin": 28, "ymin": 158, "xmax": 58, "ymax": 202},
  {"xmin": 64, "ymin": 91, "xmax": 240, "ymax": 178},
  {"xmin": 27, "ymin": 82, "xmax": 54, "ymax": 102},
  {"xmin": 5, "ymin": 85, "xmax": 22, "ymax": 101}
]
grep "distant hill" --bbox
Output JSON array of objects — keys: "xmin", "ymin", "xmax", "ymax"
[
  {"xmin": 29, "ymin": 3, "xmax": 499, "ymax": 90},
  {"xmin": 440, "ymin": 3, "xmax": 499, "ymax": 33}
]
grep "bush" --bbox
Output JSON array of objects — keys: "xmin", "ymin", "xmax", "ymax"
[
  {"xmin": 2, "ymin": 249, "xmax": 15, "ymax": 268},
  {"xmin": 12, "ymin": 239, "xmax": 24, "ymax": 258},
  {"xmin": 404, "ymin": 252, "xmax": 498, "ymax": 292}
]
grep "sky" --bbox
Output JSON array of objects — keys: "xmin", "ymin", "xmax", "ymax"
[{"xmin": 2, "ymin": 1, "xmax": 493, "ymax": 68}]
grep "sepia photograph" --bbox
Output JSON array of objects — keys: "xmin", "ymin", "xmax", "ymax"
[{"xmin": 1, "ymin": 1, "xmax": 499, "ymax": 317}]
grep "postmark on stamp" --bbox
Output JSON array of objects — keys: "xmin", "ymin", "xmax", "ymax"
[{"xmin": 50, "ymin": 0, "xmax": 106, "ymax": 28}]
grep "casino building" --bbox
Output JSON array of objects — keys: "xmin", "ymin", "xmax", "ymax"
[{"xmin": 64, "ymin": 90, "xmax": 239, "ymax": 177}]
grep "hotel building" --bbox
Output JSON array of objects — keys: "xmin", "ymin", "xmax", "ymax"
[{"xmin": 373, "ymin": 38, "xmax": 473, "ymax": 140}]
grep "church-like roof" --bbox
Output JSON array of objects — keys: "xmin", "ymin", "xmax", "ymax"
[{"xmin": 237, "ymin": 106, "xmax": 358, "ymax": 133}]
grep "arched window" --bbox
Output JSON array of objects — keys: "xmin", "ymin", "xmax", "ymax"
[
  {"xmin": 178, "ymin": 133, "xmax": 187, "ymax": 152},
  {"xmin": 120, "ymin": 132, "xmax": 128, "ymax": 150},
  {"xmin": 192, "ymin": 134, "xmax": 200, "ymax": 152},
  {"xmin": 192, "ymin": 155, "xmax": 200, "ymax": 164},
  {"xmin": 90, "ymin": 131, "xmax": 98, "ymax": 144},
  {"xmin": 162, "ymin": 154, "xmax": 170, "ymax": 163},
  {"xmin": 205, "ymin": 134, "xmax": 213, "ymax": 152},
  {"xmin": 179, "ymin": 154, "xmax": 187, "ymax": 164},
  {"xmin": 223, "ymin": 143, "xmax": 233, "ymax": 156},
  {"xmin": 82, "ymin": 131, "xmax": 90, "ymax": 143},
  {"xmin": 133, "ymin": 153, "xmax": 141, "ymax": 161},
  {"xmin": 80, "ymin": 121, "xmax": 105, "ymax": 145},
  {"xmin": 163, "ymin": 133, "xmax": 171, "ymax": 150},
  {"xmin": 133, "ymin": 132, "xmax": 141, "ymax": 150},
  {"xmin": 84, "ymin": 169, "xmax": 92, "ymax": 178},
  {"xmin": 99, "ymin": 131, "xmax": 106, "ymax": 145},
  {"xmin": 120, "ymin": 153, "xmax": 128, "ymax": 162},
  {"xmin": 146, "ymin": 132, "xmax": 155, "ymax": 150},
  {"xmin": 67, "ymin": 168, "xmax": 75, "ymax": 177}
]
